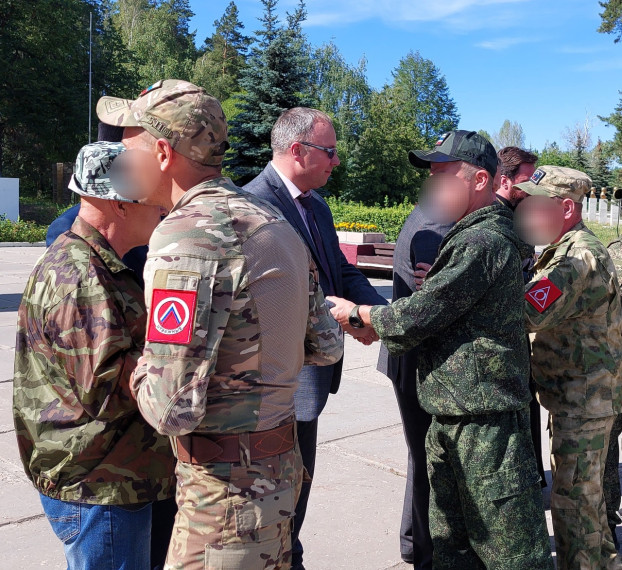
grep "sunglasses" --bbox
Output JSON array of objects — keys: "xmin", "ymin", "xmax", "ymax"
[{"xmin": 299, "ymin": 141, "xmax": 338, "ymax": 159}]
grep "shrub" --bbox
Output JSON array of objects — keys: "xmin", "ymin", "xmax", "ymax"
[
  {"xmin": 0, "ymin": 216, "xmax": 47, "ymax": 242},
  {"xmin": 327, "ymin": 196, "xmax": 414, "ymax": 242}
]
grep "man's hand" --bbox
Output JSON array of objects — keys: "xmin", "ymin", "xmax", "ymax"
[
  {"xmin": 414, "ymin": 262, "xmax": 432, "ymax": 291},
  {"xmin": 344, "ymin": 324, "xmax": 379, "ymax": 345},
  {"xmin": 325, "ymin": 295, "xmax": 356, "ymax": 327}
]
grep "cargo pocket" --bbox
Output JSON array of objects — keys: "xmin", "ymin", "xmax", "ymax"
[
  {"xmin": 234, "ymin": 485, "xmax": 296, "ymax": 540},
  {"xmin": 479, "ymin": 459, "xmax": 544, "ymax": 561},
  {"xmin": 205, "ymin": 536, "xmax": 284, "ymax": 570}
]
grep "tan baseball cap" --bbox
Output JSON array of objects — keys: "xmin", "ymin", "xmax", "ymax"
[
  {"xmin": 96, "ymin": 79, "xmax": 229, "ymax": 167},
  {"xmin": 514, "ymin": 165, "xmax": 591, "ymax": 203}
]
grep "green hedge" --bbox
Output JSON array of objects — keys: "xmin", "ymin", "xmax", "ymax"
[
  {"xmin": 0, "ymin": 216, "xmax": 47, "ymax": 243},
  {"xmin": 327, "ymin": 197, "xmax": 414, "ymax": 242}
]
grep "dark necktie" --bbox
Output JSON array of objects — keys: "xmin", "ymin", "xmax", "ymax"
[{"xmin": 297, "ymin": 194, "xmax": 335, "ymax": 296}]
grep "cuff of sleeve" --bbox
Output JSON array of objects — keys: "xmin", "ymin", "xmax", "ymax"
[{"xmin": 370, "ymin": 304, "xmax": 391, "ymax": 339}]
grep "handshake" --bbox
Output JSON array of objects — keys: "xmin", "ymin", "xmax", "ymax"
[{"xmin": 325, "ymin": 296, "xmax": 379, "ymax": 346}]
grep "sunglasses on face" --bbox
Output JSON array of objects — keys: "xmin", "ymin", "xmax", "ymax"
[{"xmin": 299, "ymin": 141, "xmax": 338, "ymax": 159}]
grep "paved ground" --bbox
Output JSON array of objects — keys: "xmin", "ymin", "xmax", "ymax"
[{"xmin": 0, "ymin": 246, "xmax": 617, "ymax": 568}]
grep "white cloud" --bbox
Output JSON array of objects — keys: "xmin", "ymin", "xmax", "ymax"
[
  {"xmin": 573, "ymin": 59, "xmax": 622, "ymax": 72},
  {"xmin": 304, "ymin": 0, "xmax": 533, "ymax": 27},
  {"xmin": 475, "ymin": 36, "xmax": 538, "ymax": 50}
]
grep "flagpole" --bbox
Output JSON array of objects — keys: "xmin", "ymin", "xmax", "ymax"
[{"xmin": 88, "ymin": 11, "xmax": 92, "ymax": 144}]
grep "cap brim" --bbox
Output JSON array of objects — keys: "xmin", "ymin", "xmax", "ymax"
[
  {"xmin": 96, "ymin": 97, "xmax": 140, "ymax": 128},
  {"xmin": 408, "ymin": 150, "xmax": 461, "ymax": 169},
  {"xmin": 513, "ymin": 181, "xmax": 552, "ymax": 197}
]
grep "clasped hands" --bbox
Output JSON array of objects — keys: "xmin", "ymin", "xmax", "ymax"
[{"xmin": 325, "ymin": 296, "xmax": 379, "ymax": 346}]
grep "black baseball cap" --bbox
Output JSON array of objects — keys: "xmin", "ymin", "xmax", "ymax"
[{"xmin": 409, "ymin": 130, "xmax": 498, "ymax": 177}]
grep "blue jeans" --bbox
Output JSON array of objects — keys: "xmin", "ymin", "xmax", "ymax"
[{"xmin": 40, "ymin": 494, "xmax": 152, "ymax": 570}]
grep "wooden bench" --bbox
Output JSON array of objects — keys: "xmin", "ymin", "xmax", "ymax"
[{"xmin": 339, "ymin": 242, "xmax": 395, "ymax": 273}]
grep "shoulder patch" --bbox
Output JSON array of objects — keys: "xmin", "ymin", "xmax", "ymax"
[
  {"xmin": 525, "ymin": 277, "xmax": 562, "ymax": 313},
  {"xmin": 147, "ymin": 288, "xmax": 197, "ymax": 345}
]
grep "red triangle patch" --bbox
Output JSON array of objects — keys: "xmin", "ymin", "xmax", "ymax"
[
  {"xmin": 147, "ymin": 289, "xmax": 197, "ymax": 345},
  {"xmin": 525, "ymin": 277, "xmax": 562, "ymax": 313}
]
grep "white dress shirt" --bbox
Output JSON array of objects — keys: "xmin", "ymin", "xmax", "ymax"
[{"xmin": 271, "ymin": 161, "xmax": 311, "ymax": 234}]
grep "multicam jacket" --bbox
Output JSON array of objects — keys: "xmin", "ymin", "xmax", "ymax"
[
  {"xmin": 131, "ymin": 178, "xmax": 343, "ymax": 437},
  {"xmin": 526, "ymin": 222, "xmax": 622, "ymax": 418},
  {"xmin": 371, "ymin": 203, "xmax": 532, "ymax": 417},
  {"xmin": 13, "ymin": 217, "xmax": 175, "ymax": 504}
]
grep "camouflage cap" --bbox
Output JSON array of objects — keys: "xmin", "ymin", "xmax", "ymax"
[
  {"xmin": 68, "ymin": 142, "xmax": 135, "ymax": 203},
  {"xmin": 514, "ymin": 165, "xmax": 591, "ymax": 203},
  {"xmin": 96, "ymin": 79, "xmax": 229, "ymax": 167}
]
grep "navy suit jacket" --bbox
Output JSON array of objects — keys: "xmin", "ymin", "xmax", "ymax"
[
  {"xmin": 376, "ymin": 206, "xmax": 452, "ymax": 395},
  {"xmin": 244, "ymin": 163, "xmax": 387, "ymax": 419}
]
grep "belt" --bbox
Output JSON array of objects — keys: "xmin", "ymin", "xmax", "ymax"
[{"xmin": 174, "ymin": 422, "xmax": 296, "ymax": 465}]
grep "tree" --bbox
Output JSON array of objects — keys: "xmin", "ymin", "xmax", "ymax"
[
  {"xmin": 226, "ymin": 0, "xmax": 313, "ymax": 183},
  {"xmin": 537, "ymin": 142, "xmax": 575, "ymax": 168},
  {"xmin": 391, "ymin": 51, "xmax": 459, "ymax": 146},
  {"xmin": 600, "ymin": 91, "xmax": 622, "ymax": 163},
  {"xmin": 563, "ymin": 118, "xmax": 592, "ymax": 172},
  {"xmin": 477, "ymin": 130, "xmax": 493, "ymax": 144},
  {"xmin": 492, "ymin": 120, "xmax": 525, "ymax": 150},
  {"xmin": 348, "ymin": 88, "xmax": 426, "ymax": 204},
  {"xmin": 112, "ymin": 0, "xmax": 197, "ymax": 87},
  {"xmin": 590, "ymin": 138, "xmax": 613, "ymax": 190},
  {"xmin": 598, "ymin": 0, "xmax": 622, "ymax": 42},
  {"xmin": 309, "ymin": 41, "xmax": 372, "ymax": 197},
  {"xmin": 192, "ymin": 1, "xmax": 250, "ymax": 101},
  {"xmin": 0, "ymin": 0, "xmax": 134, "ymax": 195}
]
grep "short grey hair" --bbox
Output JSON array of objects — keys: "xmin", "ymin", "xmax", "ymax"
[{"xmin": 271, "ymin": 107, "xmax": 333, "ymax": 155}]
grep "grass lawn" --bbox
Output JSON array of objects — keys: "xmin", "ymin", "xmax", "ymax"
[{"xmin": 585, "ymin": 221, "xmax": 620, "ymax": 246}]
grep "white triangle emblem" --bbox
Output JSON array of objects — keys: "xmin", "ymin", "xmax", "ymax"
[{"xmin": 528, "ymin": 286, "xmax": 550, "ymax": 309}]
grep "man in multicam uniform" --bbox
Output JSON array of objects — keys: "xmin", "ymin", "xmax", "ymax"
[
  {"xmin": 327, "ymin": 131, "xmax": 553, "ymax": 569},
  {"xmin": 96, "ymin": 79, "xmax": 343, "ymax": 570},
  {"xmin": 13, "ymin": 142, "xmax": 175, "ymax": 570},
  {"xmin": 607, "ymin": 233, "xmax": 622, "ymax": 549},
  {"xmin": 516, "ymin": 165, "xmax": 622, "ymax": 569}
]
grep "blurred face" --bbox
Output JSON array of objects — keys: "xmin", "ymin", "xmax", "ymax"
[
  {"xmin": 296, "ymin": 120, "xmax": 340, "ymax": 190},
  {"xmin": 514, "ymin": 195, "xmax": 565, "ymax": 246},
  {"xmin": 419, "ymin": 161, "xmax": 474, "ymax": 224}
]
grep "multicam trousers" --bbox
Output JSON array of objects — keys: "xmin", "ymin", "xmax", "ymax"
[
  {"xmin": 426, "ymin": 407, "xmax": 554, "ymax": 570},
  {"xmin": 165, "ymin": 444, "xmax": 303, "ymax": 570},
  {"xmin": 549, "ymin": 414, "xmax": 621, "ymax": 570}
]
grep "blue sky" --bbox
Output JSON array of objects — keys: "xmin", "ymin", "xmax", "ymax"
[{"xmin": 189, "ymin": 0, "xmax": 622, "ymax": 152}]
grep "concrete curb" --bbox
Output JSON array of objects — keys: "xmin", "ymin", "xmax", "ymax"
[{"xmin": 0, "ymin": 242, "xmax": 45, "ymax": 247}]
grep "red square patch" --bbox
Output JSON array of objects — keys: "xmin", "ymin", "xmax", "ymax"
[
  {"xmin": 147, "ymin": 289, "xmax": 197, "ymax": 345},
  {"xmin": 525, "ymin": 277, "xmax": 562, "ymax": 313}
]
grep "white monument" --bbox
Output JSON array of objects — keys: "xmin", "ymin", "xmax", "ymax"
[{"xmin": 0, "ymin": 178, "xmax": 19, "ymax": 222}]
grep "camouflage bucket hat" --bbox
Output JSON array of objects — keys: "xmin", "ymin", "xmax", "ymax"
[
  {"xmin": 514, "ymin": 165, "xmax": 591, "ymax": 203},
  {"xmin": 96, "ymin": 79, "xmax": 230, "ymax": 167},
  {"xmin": 68, "ymin": 142, "xmax": 135, "ymax": 202}
]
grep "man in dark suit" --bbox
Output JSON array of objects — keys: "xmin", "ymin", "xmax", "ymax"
[
  {"xmin": 244, "ymin": 107, "xmax": 387, "ymax": 570},
  {"xmin": 377, "ymin": 204, "xmax": 452, "ymax": 569}
]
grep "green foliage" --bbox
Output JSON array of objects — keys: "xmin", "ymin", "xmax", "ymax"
[
  {"xmin": 192, "ymin": 1, "xmax": 250, "ymax": 101},
  {"xmin": 0, "ymin": 216, "xmax": 47, "ymax": 243},
  {"xmin": 598, "ymin": 0, "xmax": 622, "ymax": 42},
  {"xmin": 537, "ymin": 142, "xmax": 575, "ymax": 168},
  {"xmin": 327, "ymin": 197, "xmax": 414, "ymax": 242},
  {"xmin": 492, "ymin": 120, "xmax": 525, "ymax": 150},
  {"xmin": 226, "ymin": 0, "xmax": 313, "ymax": 184}
]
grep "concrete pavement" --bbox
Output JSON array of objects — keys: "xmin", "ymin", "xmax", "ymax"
[{"xmin": 0, "ymin": 246, "xmax": 615, "ymax": 568}]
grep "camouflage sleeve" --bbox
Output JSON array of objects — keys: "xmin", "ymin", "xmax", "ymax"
[
  {"xmin": 369, "ymin": 239, "xmax": 499, "ymax": 356},
  {"xmin": 44, "ymin": 286, "xmax": 140, "ymax": 421},
  {"xmin": 525, "ymin": 252, "xmax": 605, "ymax": 332},
  {"xmin": 304, "ymin": 260, "xmax": 344, "ymax": 366},
  {"xmin": 131, "ymin": 255, "xmax": 234, "ymax": 437}
]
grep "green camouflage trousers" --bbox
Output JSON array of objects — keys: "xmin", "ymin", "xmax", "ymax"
[
  {"xmin": 426, "ymin": 407, "xmax": 553, "ymax": 570},
  {"xmin": 604, "ymin": 413, "xmax": 622, "ymax": 533},
  {"xmin": 549, "ymin": 414, "xmax": 621, "ymax": 570},
  {"xmin": 164, "ymin": 444, "xmax": 303, "ymax": 570}
]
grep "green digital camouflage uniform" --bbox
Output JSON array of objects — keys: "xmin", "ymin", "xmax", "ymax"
[
  {"xmin": 130, "ymin": 178, "xmax": 343, "ymax": 570},
  {"xmin": 526, "ymin": 223, "xmax": 622, "ymax": 569},
  {"xmin": 606, "ymin": 239, "xmax": 622, "ymax": 540},
  {"xmin": 371, "ymin": 203, "xmax": 553, "ymax": 570},
  {"xmin": 13, "ymin": 216, "xmax": 176, "ymax": 504}
]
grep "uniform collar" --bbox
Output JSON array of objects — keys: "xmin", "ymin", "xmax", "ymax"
[
  {"xmin": 171, "ymin": 176, "xmax": 239, "ymax": 212},
  {"xmin": 69, "ymin": 216, "xmax": 128, "ymax": 274}
]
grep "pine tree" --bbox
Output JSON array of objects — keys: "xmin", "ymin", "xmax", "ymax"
[
  {"xmin": 226, "ymin": 0, "xmax": 313, "ymax": 184},
  {"xmin": 590, "ymin": 139, "xmax": 613, "ymax": 191},
  {"xmin": 192, "ymin": 1, "xmax": 250, "ymax": 101}
]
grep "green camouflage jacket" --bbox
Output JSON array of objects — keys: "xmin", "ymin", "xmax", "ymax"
[
  {"xmin": 371, "ymin": 203, "xmax": 531, "ymax": 417},
  {"xmin": 13, "ymin": 217, "xmax": 175, "ymax": 504},
  {"xmin": 608, "ymin": 238, "xmax": 622, "ymax": 283},
  {"xmin": 526, "ymin": 222, "xmax": 622, "ymax": 418},
  {"xmin": 131, "ymin": 177, "xmax": 343, "ymax": 437}
]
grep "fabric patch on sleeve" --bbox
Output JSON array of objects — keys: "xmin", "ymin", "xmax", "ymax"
[
  {"xmin": 525, "ymin": 277, "xmax": 562, "ymax": 313},
  {"xmin": 147, "ymin": 289, "xmax": 198, "ymax": 345}
]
